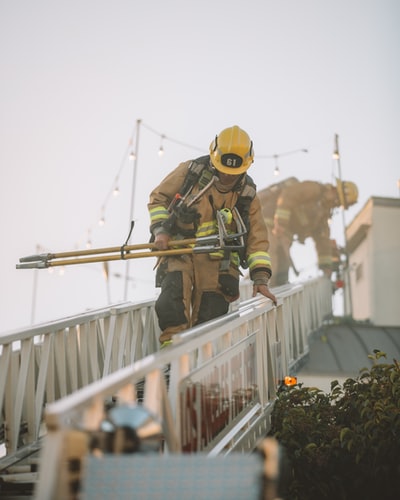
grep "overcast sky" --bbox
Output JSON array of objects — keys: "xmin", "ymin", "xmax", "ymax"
[{"xmin": 1, "ymin": 0, "xmax": 399, "ymax": 333}]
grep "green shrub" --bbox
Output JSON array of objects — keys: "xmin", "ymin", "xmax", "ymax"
[{"xmin": 269, "ymin": 351, "xmax": 400, "ymax": 499}]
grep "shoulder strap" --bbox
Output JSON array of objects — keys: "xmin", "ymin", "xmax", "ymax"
[
  {"xmin": 239, "ymin": 174, "xmax": 257, "ymax": 201},
  {"xmin": 181, "ymin": 158, "xmax": 257, "ymax": 212},
  {"xmin": 179, "ymin": 155, "xmax": 211, "ymax": 196}
]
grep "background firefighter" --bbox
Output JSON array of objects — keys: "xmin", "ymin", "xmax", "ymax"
[
  {"xmin": 257, "ymin": 178, "xmax": 358, "ymax": 287},
  {"xmin": 148, "ymin": 126, "xmax": 277, "ymax": 346}
]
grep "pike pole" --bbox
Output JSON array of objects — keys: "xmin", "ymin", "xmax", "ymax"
[
  {"xmin": 16, "ymin": 208, "xmax": 248, "ymax": 270},
  {"xmin": 17, "ymin": 237, "xmax": 213, "ymax": 269}
]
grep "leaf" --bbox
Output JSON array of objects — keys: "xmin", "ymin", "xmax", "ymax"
[
  {"xmin": 305, "ymin": 442, "xmax": 317, "ymax": 450},
  {"xmin": 347, "ymin": 439, "xmax": 353, "ymax": 452},
  {"xmin": 340, "ymin": 427, "xmax": 352, "ymax": 443},
  {"xmin": 331, "ymin": 380, "xmax": 339, "ymax": 390}
]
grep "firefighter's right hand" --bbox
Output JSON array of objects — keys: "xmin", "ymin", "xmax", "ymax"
[{"xmin": 154, "ymin": 233, "xmax": 170, "ymax": 250}]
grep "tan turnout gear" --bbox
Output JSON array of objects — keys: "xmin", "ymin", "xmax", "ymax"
[
  {"xmin": 258, "ymin": 179, "xmax": 358, "ymax": 287},
  {"xmin": 148, "ymin": 148, "xmax": 273, "ymax": 343}
]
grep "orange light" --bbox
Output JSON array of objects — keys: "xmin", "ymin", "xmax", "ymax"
[{"xmin": 284, "ymin": 376, "xmax": 297, "ymax": 386}]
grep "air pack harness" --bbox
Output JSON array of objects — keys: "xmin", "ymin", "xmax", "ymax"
[{"xmin": 155, "ymin": 155, "xmax": 256, "ymax": 269}]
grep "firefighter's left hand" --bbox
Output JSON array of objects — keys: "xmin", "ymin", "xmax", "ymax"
[{"xmin": 253, "ymin": 285, "xmax": 277, "ymax": 306}]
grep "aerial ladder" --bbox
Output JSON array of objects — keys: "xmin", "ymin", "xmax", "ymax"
[{"xmin": 1, "ymin": 210, "xmax": 332, "ymax": 498}]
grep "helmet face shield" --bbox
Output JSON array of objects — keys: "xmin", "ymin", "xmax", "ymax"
[{"xmin": 210, "ymin": 126, "xmax": 254, "ymax": 175}]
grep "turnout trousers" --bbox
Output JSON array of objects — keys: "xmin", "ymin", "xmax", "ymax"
[{"xmin": 155, "ymin": 253, "xmax": 240, "ymax": 344}]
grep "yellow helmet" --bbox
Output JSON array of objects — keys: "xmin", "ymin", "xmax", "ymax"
[
  {"xmin": 336, "ymin": 178, "xmax": 358, "ymax": 208},
  {"xmin": 209, "ymin": 125, "xmax": 254, "ymax": 175}
]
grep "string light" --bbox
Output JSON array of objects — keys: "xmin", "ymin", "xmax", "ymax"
[
  {"xmin": 33, "ymin": 122, "xmax": 336, "ymax": 316},
  {"xmin": 141, "ymin": 122, "xmax": 206, "ymax": 153},
  {"xmin": 332, "ymin": 134, "xmax": 340, "ymax": 161},
  {"xmin": 33, "ymin": 124, "xmax": 338, "ymax": 310},
  {"xmin": 98, "ymin": 208, "xmax": 105, "ymax": 226},
  {"xmin": 258, "ymin": 148, "xmax": 308, "ymax": 176},
  {"xmin": 75, "ymin": 121, "xmax": 207, "ymax": 254},
  {"xmin": 273, "ymin": 155, "xmax": 280, "ymax": 176},
  {"xmin": 158, "ymin": 134, "xmax": 165, "ymax": 157},
  {"xmin": 74, "ymin": 121, "xmax": 312, "ymax": 259}
]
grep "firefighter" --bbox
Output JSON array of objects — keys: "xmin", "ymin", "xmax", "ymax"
[
  {"xmin": 148, "ymin": 125, "xmax": 277, "ymax": 346},
  {"xmin": 260, "ymin": 178, "xmax": 358, "ymax": 287}
]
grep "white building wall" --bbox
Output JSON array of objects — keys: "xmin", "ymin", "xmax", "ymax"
[
  {"xmin": 372, "ymin": 204, "xmax": 400, "ymax": 325},
  {"xmin": 350, "ymin": 232, "xmax": 372, "ymax": 321},
  {"xmin": 346, "ymin": 197, "xmax": 400, "ymax": 327}
]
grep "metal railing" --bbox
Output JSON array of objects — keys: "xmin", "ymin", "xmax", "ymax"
[
  {"xmin": 33, "ymin": 278, "xmax": 331, "ymax": 499},
  {"xmin": 0, "ymin": 298, "xmax": 160, "ymax": 459},
  {"xmin": 0, "ymin": 278, "xmax": 332, "ymax": 498}
]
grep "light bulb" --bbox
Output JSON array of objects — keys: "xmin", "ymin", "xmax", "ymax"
[
  {"xmin": 129, "ymin": 151, "xmax": 136, "ymax": 161},
  {"xmin": 99, "ymin": 216, "xmax": 105, "ymax": 226},
  {"xmin": 274, "ymin": 166, "xmax": 280, "ymax": 176},
  {"xmin": 158, "ymin": 134, "xmax": 165, "ymax": 157},
  {"xmin": 113, "ymin": 186, "xmax": 120, "ymax": 197},
  {"xmin": 332, "ymin": 151, "xmax": 339, "ymax": 160}
]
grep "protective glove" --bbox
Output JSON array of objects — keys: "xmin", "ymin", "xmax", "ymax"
[
  {"xmin": 154, "ymin": 232, "xmax": 170, "ymax": 250},
  {"xmin": 174, "ymin": 204, "xmax": 201, "ymax": 225},
  {"xmin": 251, "ymin": 270, "xmax": 277, "ymax": 306}
]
